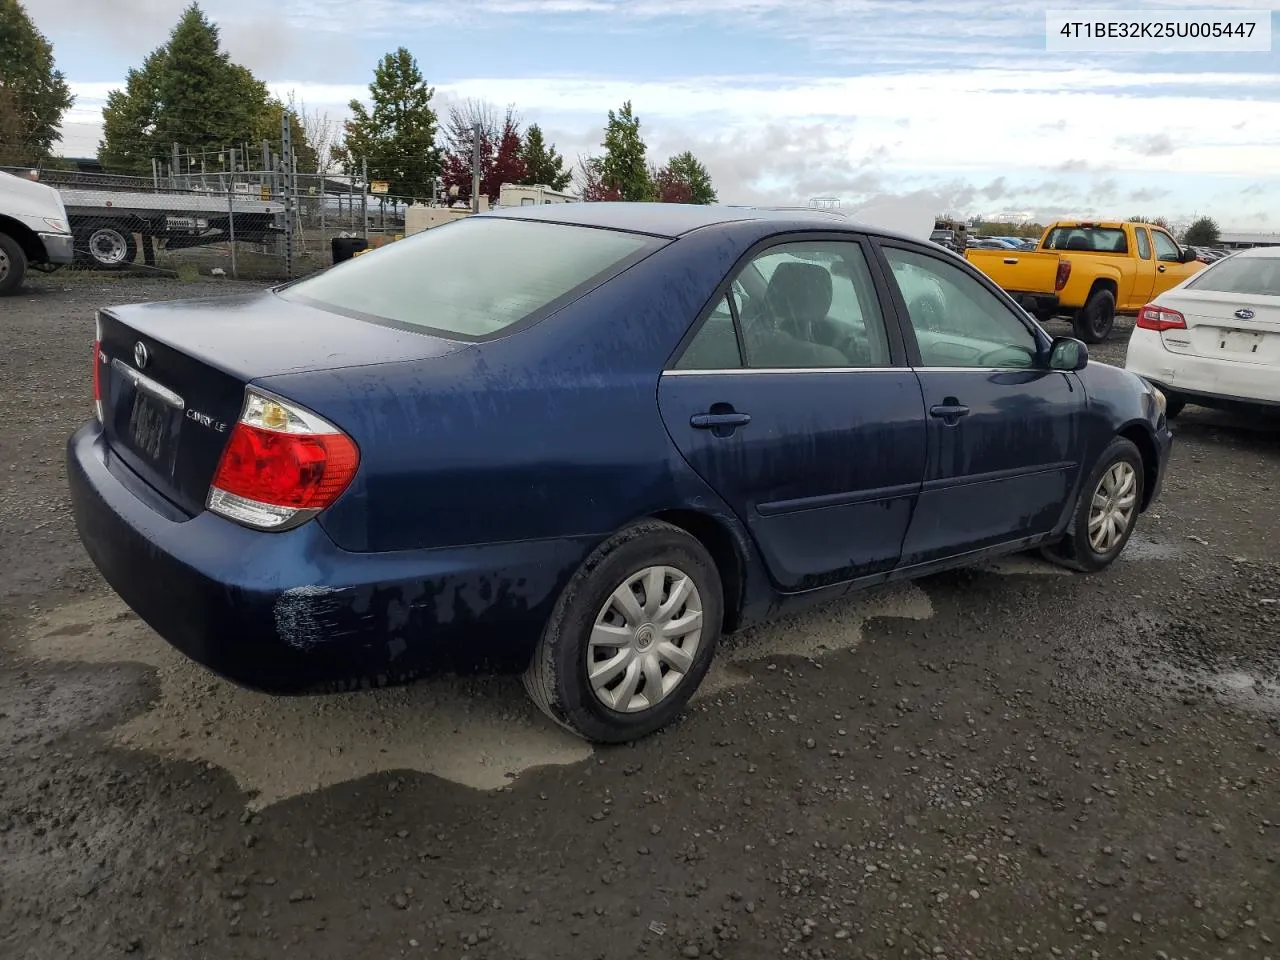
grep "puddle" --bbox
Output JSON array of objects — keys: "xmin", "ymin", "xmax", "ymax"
[{"xmin": 24, "ymin": 583, "xmax": 934, "ymax": 808}]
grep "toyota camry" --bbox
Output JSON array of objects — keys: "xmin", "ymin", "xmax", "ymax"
[{"xmin": 67, "ymin": 202, "xmax": 1173, "ymax": 743}]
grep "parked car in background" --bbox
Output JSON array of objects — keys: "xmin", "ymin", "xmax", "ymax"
[
  {"xmin": 1125, "ymin": 245, "xmax": 1279, "ymax": 418},
  {"xmin": 0, "ymin": 169, "xmax": 75, "ymax": 295},
  {"xmin": 965, "ymin": 220, "xmax": 1204, "ymax": 343},
  {"xmin": 67, "ymin": 203, "xmax": 1173, "ymax": 744}
]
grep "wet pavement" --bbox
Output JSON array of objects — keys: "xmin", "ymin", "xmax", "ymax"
[{"xmin": 2, "ymin": 276, "xmax": 1278, "ymax": 960}]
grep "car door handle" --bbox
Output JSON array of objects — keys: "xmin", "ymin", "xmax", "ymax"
[
  {"xmin": 1158, "ymin": 265, "xmax": 1166, "ymax": 272},
  {"xmin": 929, "ymin": 402, "xmax": 970, "ymax": 424},
  {"xmin": 691, "ymin": 412, "xmax": 752, "ymax": 429},
  {"xmin": 1003, "ymin": 258, "xmax": 1018, "ymax": 265}
]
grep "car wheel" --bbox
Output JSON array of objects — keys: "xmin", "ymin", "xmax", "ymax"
[
  {"xmin": 1072, "ymin": 288, "xmax": 1115, "ymax": 344},
  {"xmin": 76, "ymin": 225, "xmax": 137, "ymax": 270},
  {"xmin": 1041, "ymin": 436, "xmax": 1144, "ymax": 573},
  {"xmin": 0, "ymin": 231, "xmax": 27, "ymax": 296},
  {"xmin": 523, "ymin": 519, "xmax": 723, "ymax": 743},
  {"xmin": 1163, "ymin": 393, "xmax": 1186, "ymax": 419}
]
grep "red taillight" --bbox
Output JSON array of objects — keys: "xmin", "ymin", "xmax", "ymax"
[
  {"xmin": 1136, "ymin": 304, "xmax": 1187, "ymax": 332},
  {"xmin": 1054, "ymin": 258, "xmax": 1071, "ymax": 292},
  {"xmin": 92, "ymin": 340, "xmax": 103, "ymax": 422},
  {"xmin": 207, "ymin": 391, "xmax": 359, "ymax": 531}
]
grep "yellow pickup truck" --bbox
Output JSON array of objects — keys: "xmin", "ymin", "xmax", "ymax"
[{"xmin": 965, "ymin": 220, "xmax": 1204, "ymax": 342}]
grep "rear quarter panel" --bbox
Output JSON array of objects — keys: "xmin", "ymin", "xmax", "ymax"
[
  {"xmin": 253, "ymin": 221, "xmax": 779, "ymax": 556},
  {"xmin": 1057, "ymin": 254, "xmax": 1127, "ymax": 310}
]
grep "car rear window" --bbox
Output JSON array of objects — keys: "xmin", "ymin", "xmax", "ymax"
[
  {"xmin": 1186, "ymin": 255, "xmax": 1280, "ymax": 296},
  {"xmin": 1043, "ymin": 227, "xmax": 1129, "ymax": 254},
  {"xmin": 278, "ymin": 217, "xmax": 660, "ymax": 340}
]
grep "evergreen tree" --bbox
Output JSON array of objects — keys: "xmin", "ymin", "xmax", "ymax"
[
  {"xmin": 334, "ymin": 48, "xmax": 441, "ymax": 203},
  {"xmin": 98, "ymin": 3, "xmax": 281, "ymax": 175},
  {"xmin": 600, "ymin": 100, "xmax": 652, "ymax": 201},
  {"xmin": 0, "ymin": 0, "xmax": 74, "ymax": 164},
  {"xmin": 1182, "ymin": 215, "xmax": 1220, "ymax": 247},
  {"xmin": 518, "ymin": 124, "xmax": 572, "ymax": 191},
  {"xmin": 664, "ymin": 150, "xmax": 717, "ymax": 204}
]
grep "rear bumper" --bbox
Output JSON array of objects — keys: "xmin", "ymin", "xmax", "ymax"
[
  {"xmin": 66, "ymin": 423, "xmax": 594, "ymax": 692},
  {"xmin": 38, "ymin": 231, "xmax": 75, "ymax": 265},
  {"xmin": 1126, "ymin": 330, "xmax": 1279, "ymax": 408}
]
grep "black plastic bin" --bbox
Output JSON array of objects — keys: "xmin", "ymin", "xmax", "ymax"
[{"xmin": 331, "ymin": 236, "xmax": 369, "ymax": 264}]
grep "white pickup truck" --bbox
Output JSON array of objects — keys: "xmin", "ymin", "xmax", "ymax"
[{"xmin": 0, "ymin": 169, "xmax": 76, "ymax": 295}]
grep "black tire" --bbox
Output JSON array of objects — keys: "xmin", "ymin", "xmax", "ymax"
[
  {"xmin": 1042, "ymin": 436, "xmax": 1144, "ymax": 573},
  {"xmin": 1073, "ymin": 288, "xmax": 1116, "ymax": 343},
  {"xmin": 0, "ymin": 231, "xmax": 27, "ymax": 296},
  {"xmin": 1163, "ymin": 393, "xmax": 1187, "ymax": 419},
  {"xmin": 75, "ymin": 224, "xmax": 138, "ymax": 270},
  {"xmin": 522, "ymin": 519, "xmax": 724, "ymax": 743}
]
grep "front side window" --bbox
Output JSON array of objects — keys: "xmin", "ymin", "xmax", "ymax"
[
  {"xmin": 278, "ymin": 217, "xmax": 658, "ymax": 339},
  {"xmin": 1152, "ymin": 230, "xmax": 1182, "ymax": 263},
  {"xmin": 883, "ymin": 246, "xmax": 1039, "ymax": 369}
]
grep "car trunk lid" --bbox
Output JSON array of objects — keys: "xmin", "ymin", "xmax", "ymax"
[
  {"xmin": 95, "ymin": 290, "xmax": 465, "ymax": 516},
  {"xmin": 1158, "ymin": 290, "xmax": 1280, "ymax": 365}
]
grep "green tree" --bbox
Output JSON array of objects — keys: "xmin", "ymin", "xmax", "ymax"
[
  {"xmin": 333, "ymin": 47, "xmax": 441, "ymax": 203},
  {"xmin": 600, "ymin": 100, "xmax": 652, "ymax": 201},
  {"xmin": 661, "ymin": 150, "xmax": 716, "ymax": 204},
  {"xmin": 1127, "ymin": 214, "xmax": 1170, "ymax": 229},
  {"xmin": 98, "ymin": 3, "xmax": 278, "ymax": 175},
  {"xmin": 1182, "ymin": 215, "xmax": 1220, "ymax": 246},
  {"xmin": 518, "ymin": 123, "xmax": 571, "ymax": 191},
  {"xmin": 0, "ymin": 0, "xmax": 74, "ymax": 165}
]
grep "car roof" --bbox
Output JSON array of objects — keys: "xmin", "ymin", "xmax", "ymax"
[
  {"xmin": 482, "ymin": 200, "xmax": 923, "ymax": 244},
  {"xmin": 1221, "ymin": 245, "xmax": 1280, "ymax": 259}
]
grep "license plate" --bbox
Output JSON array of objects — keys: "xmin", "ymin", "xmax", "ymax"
[
  {"xmin": 128, "ymin": 390, "xmax": 172, "ymax": 466},
  {"xmin": 1219, "ymin": 330, "xmax": 1262, "ymax": 354}
]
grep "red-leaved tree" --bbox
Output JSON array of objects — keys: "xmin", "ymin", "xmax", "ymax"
[
  {"xmin": 576, "ymin": 155, "xmax": 621, "ymax": 201},
  {"xmin": 651, "ymin": 163, "xmax": 693, "ymax": 204},
  {"xmin": 440, "ymin": 99, "xmax": 526, "ymax": 206}
]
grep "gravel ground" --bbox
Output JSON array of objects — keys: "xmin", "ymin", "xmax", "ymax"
[{"xmin": 2, "ymin": 274, "xmax": 1279, "ymax": 960}]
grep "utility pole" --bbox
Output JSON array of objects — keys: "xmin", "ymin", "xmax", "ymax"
[
  {"xmin": 280, "ymin": 109, "xmax": 296, "ymax": 279},
  {"xmin": 471, "ymin": 122, "xmax": 482, "ymax": 214}
]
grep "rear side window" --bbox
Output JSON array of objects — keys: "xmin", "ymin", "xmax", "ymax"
[
  {"xmin": 279, "ymin": 217, "xmax": 659, "ymax": 340},
  {"xmin": 1044, "ymin": 227, "xmax": 1129, "ymax": 254},
  {"xmin": 1186, "ymin": 256, "xmax": 1280, "ymax": 296},
  {"xmin": 1135, "ymin": 229, "xmax": 1152, "ymax": 260}
]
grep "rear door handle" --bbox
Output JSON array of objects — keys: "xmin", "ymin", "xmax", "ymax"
[
  {"xmin": 691, "ymin": 412, "xmax": 751, "ymax": 429},
  {"xmin": 1003, "ymin": 258, "xmax": 1018, "ymax": 265},
  {"xmin": 929, "ymin": 402, "xmax": 970, "ymax": 424}
]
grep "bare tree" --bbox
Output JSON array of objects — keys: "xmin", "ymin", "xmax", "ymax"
[{"xmin": 288, "ymin": 91, "xmax": 339, "ymax": 175}]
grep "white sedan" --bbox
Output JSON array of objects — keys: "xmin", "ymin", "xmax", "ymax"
[{"xmin": 1125, "ymin": 246, "xmax": 1279, "ymax": 418}]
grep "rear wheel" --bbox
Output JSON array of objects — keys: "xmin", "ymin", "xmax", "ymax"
[
  {"xmin": 1163, "ymin": 393, "xmax": 1187, "ymax": 419},
  {"xmin": 0, "ymin": 231, "xmax": 27, "ymax": 295},
  {"xmin": 523, "ymin": 519, "xmax": 723, "ymax": 743},
  {"xmin": 76, "ymin": 224, "xmax": 137, "ymax": 270},
  {"xmin": 1073, "ymin": 288, "xmax": 1116, "ymax": 343},
  {"xmin": 1042, "ymin": 436, "xmax": 1144, "ymax": 572}
]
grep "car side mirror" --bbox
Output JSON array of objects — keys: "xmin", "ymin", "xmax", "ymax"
[
  {"xmin": 1047, "ymin": 336, "xmax": 1089, "ymax": 372},
  {"xmin": 1180, "ymin": 248, "xmax": 1197, "ymax": 263}
]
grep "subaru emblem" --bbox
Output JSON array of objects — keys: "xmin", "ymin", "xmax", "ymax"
[
  {"xmin": 1234, "ymin": 308, "xmax": 1255, "ymax": 320},
  {"xmin": 133, "ymin": 341, "xmax": 150, "ymax": 369}
]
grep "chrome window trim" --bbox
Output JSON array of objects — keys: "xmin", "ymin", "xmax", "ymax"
[{"xmin": 662, "ymin": 365, "xmax": 1043, "ymax": 377}]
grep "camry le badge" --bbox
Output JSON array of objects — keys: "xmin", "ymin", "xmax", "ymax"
[
  {"xmin": 134, "ymin": 341, "xmax": 150, "ymax": 368},
  {"xmin": 1234, "ymin": 308, "xmax": 1256, "ymax": 320}
]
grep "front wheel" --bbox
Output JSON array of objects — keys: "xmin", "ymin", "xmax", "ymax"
[
  {"xmin": 1042, "ymin": 436, "xmax": 1144, "ymax": 573},
  {"xmin": 0, "ymin": 231, "xmax": 27, "ymax": 295},
  {"xmin": 523, "ymin": 520, "xmax": 723, "ymax": 743}
]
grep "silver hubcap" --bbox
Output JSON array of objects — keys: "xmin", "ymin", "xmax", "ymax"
[
  {"xmin": 587, "ymin": 565, "xmax": 704, "ymax": 714},
  {"xmin": 89, "ymin": 229, "xmax": 128, "ymax": 265},
  {"xmin": 1088, "ymin": 461, "xmax": 1137, "ymax": 553}
]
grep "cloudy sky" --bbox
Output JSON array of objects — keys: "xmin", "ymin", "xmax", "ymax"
[{"xmin": 27, "ymin": 0, "xmax": 1280, "ymax": 229}]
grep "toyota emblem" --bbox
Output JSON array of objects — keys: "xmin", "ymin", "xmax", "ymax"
[
  {"xmin": 1234, "ymin": 308, "xmax": 1256, "ymax": 320},
  {"xmin": 133, "ymin": 341, "xmax": 150, "ymax": 369}
]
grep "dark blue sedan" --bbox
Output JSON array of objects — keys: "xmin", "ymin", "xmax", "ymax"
[{"xmin": 67, "ymin": 202, "xmax": 1173, "ymax": 743}]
